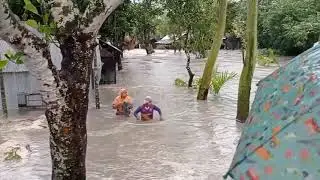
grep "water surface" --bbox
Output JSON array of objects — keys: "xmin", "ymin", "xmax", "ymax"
[{"xmin": 0, "ymin": 49, "xmax": 284, "ymax": 180}]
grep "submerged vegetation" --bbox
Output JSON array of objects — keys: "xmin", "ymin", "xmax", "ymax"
[
  {"xmin": 211, "ymin": 71, "xmax": 237, "ymax": 94},
  {"xmin": 174, "ymin": 78, "xmax": 187, "ymax": 87},
  {"xmin": 175, "ymin": 69, "xmax": 237, "ymax": 95},
  {"xmin": 4, "ymin": 146, "xmax": 22, "ymax": 161}
]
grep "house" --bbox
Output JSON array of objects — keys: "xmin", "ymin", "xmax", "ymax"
[
  {"xmin": 155, "ymin": 35, "xmax": 174, "ymax": 49},
  {"xmin": 222, "ymin": 35, "xmax": 242, "ymax": 50},
  {"xmin": 99, "ymin": 40, "xmax": 123, "ymax": 85},
  {"xmin": 0, "ymin": 39, "xmax": 122, "ymax": 110},
  {"xmin": 0, "ymin": 40, "xmax": 62, "ymax": 110}
]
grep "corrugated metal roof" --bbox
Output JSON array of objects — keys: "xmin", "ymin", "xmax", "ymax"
[
  {"xmin": 99, "ymin": 40, "xmax": 122, "ymax": 53},
  {"xmin": 155, "ymin": 35, "xmax": 174, "ymax": 45},
  {"xmin": 0, "ymin": 40, "xmax": 29, "ymax": 73}
]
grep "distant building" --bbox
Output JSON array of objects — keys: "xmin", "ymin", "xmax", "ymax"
[
  {"xmin": 0, "ymin": 40, "xmax": 62, "ymax": 109},
  {"xmin": 155, "ymin": 35, "xmax": 174, "ymax": 49},
  {"xmin": 99, "ymin": 40, "xmax": 123, "ymax": 85}
]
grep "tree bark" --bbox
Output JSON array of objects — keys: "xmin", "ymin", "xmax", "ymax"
[
  {"xmin": 197, "ymin": 0, "xmax": 228, "ymax": 100},
  {"xmin": 145, "ymin": 42, "xmax": 155, "ymax": 55},
  {"xmin": 0, "ymin": 69, "xmax": 8, "ymax": 117},
  {"xmin": 1, "ymin": 0, "xmax": 122, "ymax": 178},
  {"xmin": 186, "ymin": 51, "xmax": 194, "ymax": 87},
  {"xmin": 183, "ymin": 28, "xmax": 194, "ymax": 87},
  {"xmin": 144, "ymin": 32, "xmax": 154, "ymax": 55},
  {"xmin": 46, "ymin": 33, "xmax": 94, "ymax": 179},
  {"xmin": 236, "ymin": 0, "xmax": 258, "ymax": 123},
  {"xmin": 93, "ymin": 41, "xmax": 101, "ymax": 109}
]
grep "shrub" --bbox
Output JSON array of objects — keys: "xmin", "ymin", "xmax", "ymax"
[
  {"xmin": 174, "ymin": 69, "xmax": 237, "ymax": 95},
  {"xmin": 174, "ymin": 78, "xmax": 187, "ymax": 87},
  {"xmin": 257, "ymin": 48, "xmax": 279, "ymax": 66},
  {"xmin": 4, "ymin": 146, "xmax": 22, "ymax": 161},
  {"xmin": 211, "ymin": 71, "xmax": 237, "ymax": 94},
  {"xmin": 193, "ymin": 77, "xmax": 202, "ymax": 89}
]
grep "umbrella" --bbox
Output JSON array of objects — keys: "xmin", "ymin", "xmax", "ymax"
[{"xmin": 224, "ymin": 44, "xmax": 320, "ymax": 180}]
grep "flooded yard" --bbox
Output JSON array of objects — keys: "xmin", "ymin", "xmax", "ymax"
[{"xmin": 0, "ymin": 49, "xmax": 284, "ymax": 179}]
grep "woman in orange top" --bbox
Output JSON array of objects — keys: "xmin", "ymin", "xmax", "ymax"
[{"xmin": 112, "ymin": 88, "xmax": 133, "ymax": 116}]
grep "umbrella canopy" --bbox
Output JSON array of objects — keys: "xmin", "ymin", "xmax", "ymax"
[{"xmin": 224, "ymin": 44, "xmax": 320, "ymax": 180}]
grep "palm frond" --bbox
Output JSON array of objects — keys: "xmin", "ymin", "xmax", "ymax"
[{"xmin": 211, "ymin": 71, "xmax": 237, "ymax": 94}]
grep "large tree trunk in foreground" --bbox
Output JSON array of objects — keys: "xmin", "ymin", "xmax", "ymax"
[
  {"xmin": 0, "ymin": 70, "xmax": 8, "ymax": 117},
  {"xmin": 46, "ymin": 34, "xmax": 94, "ymax": 179},
  {"xmin": 0, "ymin": 0, "xmax": 123, "ymax": 178},
  {"xmin": 197, "ymin": 0, "xmax": 228, "ymax": 100},
  {"xmin": 236, "ymin": 0, "xmax": 258, "ymax": 122}
]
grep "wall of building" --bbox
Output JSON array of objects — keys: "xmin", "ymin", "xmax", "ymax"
[{"xmin": 0, "ymin": 72, "xmax": 41, "ymax": 109}]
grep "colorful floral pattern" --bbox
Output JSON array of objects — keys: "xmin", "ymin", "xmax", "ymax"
[{"xmin": 224, "ymin": 44, "xmax": 320, "ymax": 180}]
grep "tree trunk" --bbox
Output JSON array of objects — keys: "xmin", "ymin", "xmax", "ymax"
[
  {"xmin": 197, "ymin": 0, "xmax": 228, "ymax": 100},
  {"xmin": 184, "ymin": 28, "xmax": 194, "ymax": 87},
  {"xmin": 46, "ymin": 34, "xmax": 94, "ymax": 179},
  {"xmin": 145, "ymin": 42, "xmax": 154, "ymax": 55},
  {"xmin": 0, "ymin": 0, "xmax": 122, "ymax": 178},
  {"xmin": 144, "ymin": 27, "xmax": 154, "ymax": 55},
  {"xmin": 236, "ymin": 0, "xmax": 258, "ymax": 123},
  {"xmin": 93, "ymin": 43, "xmax": 101, "ymax": 109},
  {"xmin": 0, "ymin": 69, "xmax": 8, "ymax": 117},
  {"xmin": 186, "ymin": 51, "xmax": 194, "ymax": 87}
]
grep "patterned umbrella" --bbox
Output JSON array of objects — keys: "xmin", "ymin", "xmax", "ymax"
[{"xmin": 224, "ymin": 44, "xmax": 320, "ymax": 180}]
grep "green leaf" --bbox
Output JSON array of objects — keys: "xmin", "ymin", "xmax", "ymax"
[
  {"xmin": 39, "ymin": 25, "xmax": 54, "ymax": 36},
  {"xmin": 26, "ymin": 19, "xmax": 38, "ymax": 29},
  {"xmin": 15, "ymin": 58, "xmax": 24, "ymax": 64},
  {"xmin": 0, "ymin": 60, "xmax": 8, "ymax": 69},
  {"xmin": 49, "ymin": 22, "xmax": 57, "ymax": 29},
  {"xmin": 43, "ymin": 13, "xmax": 49, "ymax": 24},
  {"xmin": 4, "ymin": 54, "xmax": 10, "ymax": 60},
  {"xmin": 24, "ymin": 0, "xmax": 39, "ymax": 15},
  {"xmin": 13, "ymin": 52, "xmax": 24, "ymax": 60},
  {"xmin": 15, "ymin": 52, "xmax": 24, "ymax": 57}
]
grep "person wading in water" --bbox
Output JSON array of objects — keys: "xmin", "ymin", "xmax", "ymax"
[
  {"xmin": 112, "ymin": 88, "xmax": 133, "ymax": 116},
  {"xmin": 134, "ymin": 96, "xmax": 163, "ymax": 121}
]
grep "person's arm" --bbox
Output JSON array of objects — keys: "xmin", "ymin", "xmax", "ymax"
[
  {"xmin": 112, "ymin": 97, "xmax": 119, "ymax": 109},
  {"xmin": 133, "ymin": 106, "xmax": 142, "ymax": 119},
  {"xmin": 153, "ymin": 105, "xmax": 162, "ymax": 120},
  {"xmin": 127, "ymin": 96, "xmax": 133, "ymax": 104}
]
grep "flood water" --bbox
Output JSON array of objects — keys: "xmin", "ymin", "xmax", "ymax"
[{"xmin": 0, "ymin": 49, "xmax": 287, "ymax": 179}]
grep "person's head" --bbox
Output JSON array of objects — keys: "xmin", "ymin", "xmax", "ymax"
[
  {"xmin": 119, "ymin": 88, "xmax": 128, "ymax": 98},
  {"xmin": 144, "ymin": 96, "xmax": 152, "ymax": 105}
]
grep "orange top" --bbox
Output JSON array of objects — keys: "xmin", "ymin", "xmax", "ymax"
[{"xmin": 112, "ymin": 89, "xmax": 132, "ymax": 113}]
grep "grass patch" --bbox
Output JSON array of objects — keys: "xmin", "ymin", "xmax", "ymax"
[{"xmin": 4, "ymin": 146, "xmax": 22, "ymax": 161}]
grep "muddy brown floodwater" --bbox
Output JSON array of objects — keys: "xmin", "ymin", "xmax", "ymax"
[{"xmin": 0, "ymin": 49, "xmax": 287, "ymax": 179}]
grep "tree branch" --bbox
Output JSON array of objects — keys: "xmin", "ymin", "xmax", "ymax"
[
  {"xmin": 82, "ymin": 0, "xmax": 123, "ymax": 35},
  {"xmin": 0, "ymin": 1, "xmax": 59, "ymax": 104},
  {"xmin": 51, "ymin": 0, "xmax": 79, "ymax": 29}
]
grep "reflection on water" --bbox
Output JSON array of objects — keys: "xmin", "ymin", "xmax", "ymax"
[{"xmin": 0, "ymin": 49, "xmax": 285, "ymax": 179}]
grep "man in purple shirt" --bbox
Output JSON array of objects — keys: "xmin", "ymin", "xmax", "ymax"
[{"xmin": 134, "ymin": 96, "xmax": 163, "ymax": 121}]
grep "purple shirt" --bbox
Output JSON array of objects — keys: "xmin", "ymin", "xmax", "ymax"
[{"xmin": 134, "ymin": 104, "xmax": 162, "ymax": 120}]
